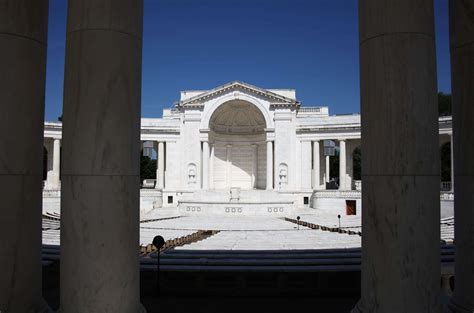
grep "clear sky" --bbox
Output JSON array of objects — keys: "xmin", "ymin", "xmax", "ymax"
[{"xmin": 44, "ymin": 0, "xmax": 451, "ymax": 121}]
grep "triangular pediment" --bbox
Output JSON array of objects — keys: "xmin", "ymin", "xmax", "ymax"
[{"xmin": 177, "ymin": 81, "xmax": 300, "ymax": 108}]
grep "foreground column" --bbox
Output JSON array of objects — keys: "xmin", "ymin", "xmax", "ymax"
[
  {"xmin": 60, "ymin": 1, "xmax": 144, "ymax": 312},
  {"xmin": 339, "ymin": 140, "xmax": 346, "ymax": 190},
  {"xmin": 312, "ymin": 140, "xmax": 320, "ymax": 189},
  {"xmin": 51, "ymin": 138, "xmax": 61, "ymax": 189},
  {"xmin": 448, "ymin": 1, "xmax": 474, "ymax": 312},
  {"xmin": 266, "ymin": 140, "xmax": 273, "ymax": 190},
  {"xmin": 0, "ymin": 1, "xmax": 50, "ymax": 312},
  {"xmin": 354, "ymin": 1, "xmax": 440, "ymax": 312},
  {"xmin": 202, "ymin": 140, "xmax": 209, "ymax": 189},
  {"xmin": 156, "ymin": 141, "xmax": 164, "ymax": 189}
]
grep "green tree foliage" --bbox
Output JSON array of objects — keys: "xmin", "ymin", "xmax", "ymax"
[
  {"xmin": 438, "ymin": 92, "xmax": 452, "ymax": 116},
  {"xmin": 440, "ymin": 142, "xmax": 451, "ymax": 182},
  {"xmin": 140, "ymin": 154, "xmax": 157, "ymax": 183}
]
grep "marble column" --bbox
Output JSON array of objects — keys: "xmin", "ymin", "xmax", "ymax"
[
  {"xmin": 51, "ymin": 138, "xmax": 61, "ymax": 189},
  {"xmin": 0, "ymin": 1, "xmax": 50, "ymax": 312},
  {"xmin": 202, "ymin": 140, "xmax": 209, "ymax": 189},
  {"xmin": 251, "ymin": 144, "xmax": 258, "ymax": 188},
  {"xmin": 339, "ymin": 140, "xmax": 346, "ymax": 190},
  {"xmin": 354, "ymin": 1, "xmax": 440, "ymax": 312},
  {"xmin": 266, "ymin": 140, "xmax": 273, "ymax": 190},
  {"xmin": 312, "ymin": 140, "xmax": 320, "ymax": 189},
  {"xmin": 448, "ymin": 2, "xmax": 474, "ymax": 312},
  {"xmin": 156, "ymin": 141, "xmax": 164, "ymax": 189},
  {"xmin": 210, "ymin": 144, "xmax": 215, "ymax": 189},
  {"xmin": 226, "ymin": 144, "xmax": 232, "ymax": 188},
  {"xmin": 60, "ymin": 1, "xmax": 144, "ymax": 312},
  {"xmin": 325, "ymin": 155, "xmax": 330, "ymax": 184}
]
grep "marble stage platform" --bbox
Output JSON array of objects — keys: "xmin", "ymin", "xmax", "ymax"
[{"xmin": 177, "ymin": 189, "xmax": 297, "ymax": 216}]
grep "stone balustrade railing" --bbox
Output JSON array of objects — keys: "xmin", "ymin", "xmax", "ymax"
[
  {"xmin": 440, "ymin": 192, "xmax": 454, "ymax": 201},
  {"xmin": 312, "ymin": 190, "xmax": 361, "ymax": 199},
  {"xmin": 299, "ymin": 107, "xmax": 321, "ymax": 113}
]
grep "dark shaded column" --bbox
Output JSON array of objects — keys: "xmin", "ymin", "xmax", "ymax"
[
  {"xmin": 60, "ymin": 1, "xmax": 144, "ymax": 312},
  {"xmin": 448, "ymin": 1, "xmax": 474, "ymax": 312},
  {"xmin": 354, "ymin": 1, "xmax": 441, "ymax": 312},
  {"xmin": 0, "ymin": 1, "xmax": 50, "ymax": 312}
]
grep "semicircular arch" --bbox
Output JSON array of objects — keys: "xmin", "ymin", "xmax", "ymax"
[{"xmin": 201, "ymin": 93, "xmax": 274, "ymax": 130}]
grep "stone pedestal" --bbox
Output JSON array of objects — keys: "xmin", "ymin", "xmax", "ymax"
[
  {"xmin": 60, "ymin": 1, "xmax": 145, "ymax": 312},
  {"xmin": 0, "ymin": 1, "xmax": 50, "ymax": 312},
  {"xmin": 355, "ymin": 0, "xmax": 440, "ymax": 312},
  {"xmin": 448, "ymin": 1, "xmax": 474, "ymax": 312}
]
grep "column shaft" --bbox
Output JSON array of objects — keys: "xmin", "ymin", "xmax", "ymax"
[
  {"xmin": 448, "ymin": 1, "xmax": 474, "ymax": 311},
  {"xmin": 355, "ymin": 1, "xmax": 440, "ymax": 311},
  {"xmin": 209, "ymin": 144, "xmax": 215, "ymax": 189},
  {"xmin": 226, "ymin": 145, "xmax": 232, "ymax": 188},
  {"xmin": 339, "ymin": 140, "xmax": 346, "ymax": 190},
  {"xmin": 61, "ymin": 1, "xmax": 144, "ymax": 312},
  {"xmin": 325, "ymin": 155, "xmax": 330, "ymax": 184},
  {"xmin": 0, "ymin": 1, "xmax": 50, "ymax": 312},
  {"xmin": 312, "ymin": 141, "xmax": 320, "ymax": 189},
  {"xmin": 251, "ymin": 144, "xmax": 258, "ymax": 188},
  {"xmin": 202, "ymin": 141, "xmax": 209, "ymax": 189},
  {"xmin": 266, "ymin": 141, "xmax": 273, "ymax": 190},
  {"xmin": 157, "ymin": 141, "xmax": 164, "ymax": 189},
  {"xmin": 51, "ymin": 138, "xmax": 61, "ymax": 189}
]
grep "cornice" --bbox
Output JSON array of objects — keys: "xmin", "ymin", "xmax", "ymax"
[{"xmin": 177, "ymin": 81, "xmax": 300, "ymax": 108}]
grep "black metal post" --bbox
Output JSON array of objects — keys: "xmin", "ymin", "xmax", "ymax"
[{"xmin": 153, "ymin": 235, "xmax": 165, "ymax": 296}]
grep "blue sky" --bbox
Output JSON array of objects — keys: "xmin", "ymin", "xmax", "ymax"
[{"xmin": 44, "ymin": 0, "xmax": 451, "ymax": 121}]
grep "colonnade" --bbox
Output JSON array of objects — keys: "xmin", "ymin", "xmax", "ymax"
[
  {"xmin": 0, "ymin": 1, "xmax": 472, "ymax": 313},
  {"xmin": 311, "ymin": 139, "xmax": 350, "ymax": 190}
]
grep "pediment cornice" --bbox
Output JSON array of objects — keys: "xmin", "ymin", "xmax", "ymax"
[{"xmin": 176, "ymin": 81, "xmax": 300, "ymax": 108}]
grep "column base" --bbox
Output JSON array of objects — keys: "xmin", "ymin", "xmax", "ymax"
[{"xmin": 446, "ymin": 300, "xmax": 472, "ymax": 313}]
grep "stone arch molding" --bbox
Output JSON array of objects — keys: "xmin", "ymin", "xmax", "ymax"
[{"xmin": 201, "ymin": 92, "xmax": 274, "ymax": 130}]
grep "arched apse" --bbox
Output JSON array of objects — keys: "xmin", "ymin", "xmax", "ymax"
[
  {"xmin": 201, "ymin": 92, "xmax": 273, "ymax": 131},
  {"xmin": 208, "ymin": 100, "xmax": 268, "ymax": 190}
]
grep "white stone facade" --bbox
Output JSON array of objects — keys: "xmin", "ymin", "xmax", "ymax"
[{"xmin": 43, "ymin": 81, "xmax": 453, "ymax": 214}]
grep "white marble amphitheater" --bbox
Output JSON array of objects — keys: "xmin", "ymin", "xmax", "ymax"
[
  {"xmin": 2, "ymin": 1, "xmax": 473, "ymax": 313},
  {"xmin": 42, "ymin": 80, "xmax": 455, "ymax": 217}
]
